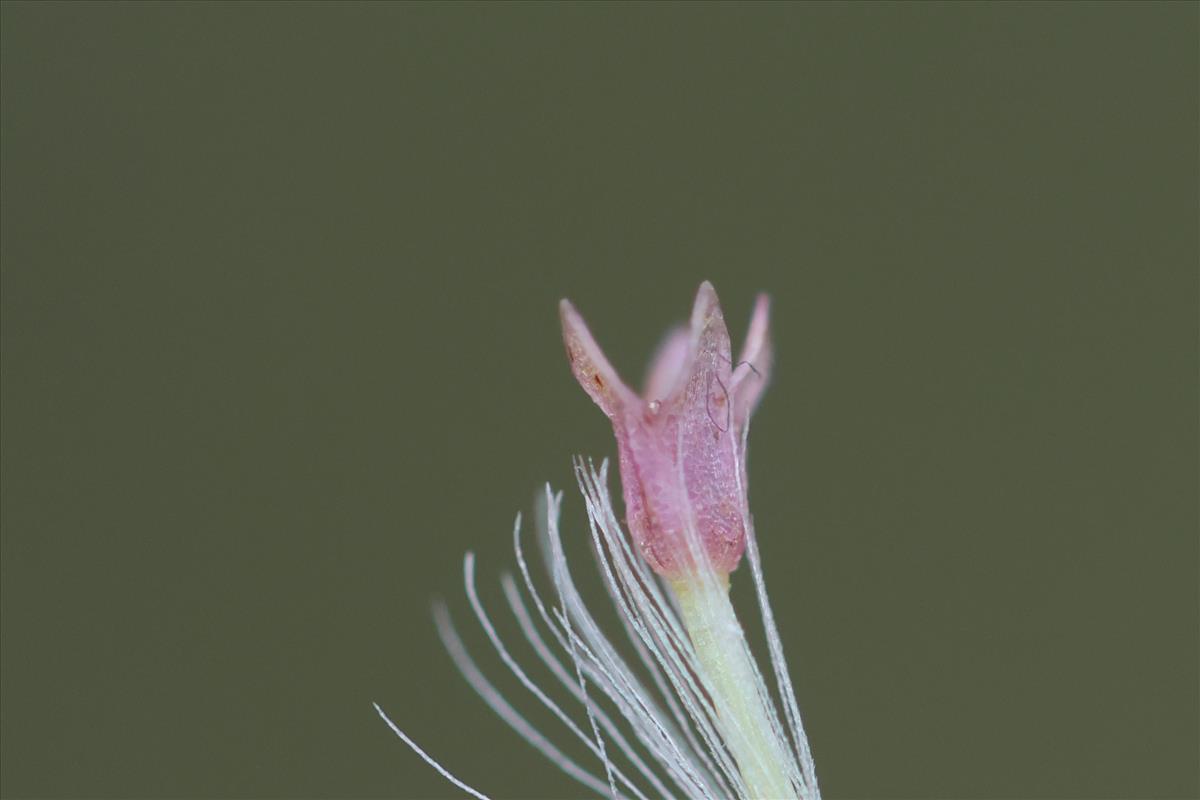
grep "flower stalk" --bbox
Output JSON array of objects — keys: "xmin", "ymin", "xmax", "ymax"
[{"xmin": 670, "ymin": 573, "xmax": 796, "ymax": 798}]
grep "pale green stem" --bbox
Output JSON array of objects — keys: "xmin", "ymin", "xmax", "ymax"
[{"xmin": 670, "ymin": 573, "xmax": 796, "ymax": 800}]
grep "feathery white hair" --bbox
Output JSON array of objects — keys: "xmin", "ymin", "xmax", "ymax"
[{"xmin": 375, "ymin": 457, "xmax": 819, "ymax": 799}]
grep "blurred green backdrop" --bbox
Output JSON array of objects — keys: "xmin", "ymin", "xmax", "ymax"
[{"xmin": 2, "ymin": 3, "xmax": 1196, "ymax": 798}]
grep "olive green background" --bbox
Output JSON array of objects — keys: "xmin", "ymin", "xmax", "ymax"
[{"xmin": 1, "ymin": 2, "xmax": 1196, "ymax": 798}]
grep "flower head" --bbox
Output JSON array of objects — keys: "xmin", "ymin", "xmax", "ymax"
[
  {"xmin": 560, "ymin": 282, "xmax": 772, "ymax": 578},
  {"xmin": 377, "ymin": 282, "xmax": 818, "ymax": 800}
]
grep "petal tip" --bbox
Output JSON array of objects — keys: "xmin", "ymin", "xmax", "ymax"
[
  {"xmin": 732, "ymin": 293, "xmax": 773, "ymax": 424},
  {"xmin": 694, "ymin": 279, "xmax": 720, "ymax": 311},
  {"xmin": 558, "ymin": 297, "xmax": 579, "ymax": 328},
  {"xmin": 558, "ymin": 296, "xmax": 632, "ymax": 417},
  {"xmin": 746, "ymin": 293, "xmax": 771, "ymax": 350},
  {"xmin": 689, "ymin": 280, "xmax": 727, "ymax": 336}
]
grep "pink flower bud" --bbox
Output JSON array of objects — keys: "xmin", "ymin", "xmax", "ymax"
[{"xmin": 560, "ymin": 281, "xmax": 772, "ymax": 578}]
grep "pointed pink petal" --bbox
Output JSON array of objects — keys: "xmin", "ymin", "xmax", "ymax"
[
  {"xmin": 688, "ymin": 281, "xmax": 724, "ymax": 349},
  {"xmin": 559, "ymin": 298, "xmax": 637, "ymax": 419},
  {"xmin": 681, "ymin": 281, "xmax": 734, "ymax": 420},
  {"xmin": 731, "ymin": 293, "xmax": 772, "ymax": 427},
  {"xmin": 643, "ymin": 325, "xmax": 689, "ymax": 403},
  {"xmin": 681, "ymin": 280, "xmax": 733, "ymax": 410},
  {"xmin": 676, "ymin": 281, "xmax": 746, "ymax": 573}
]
